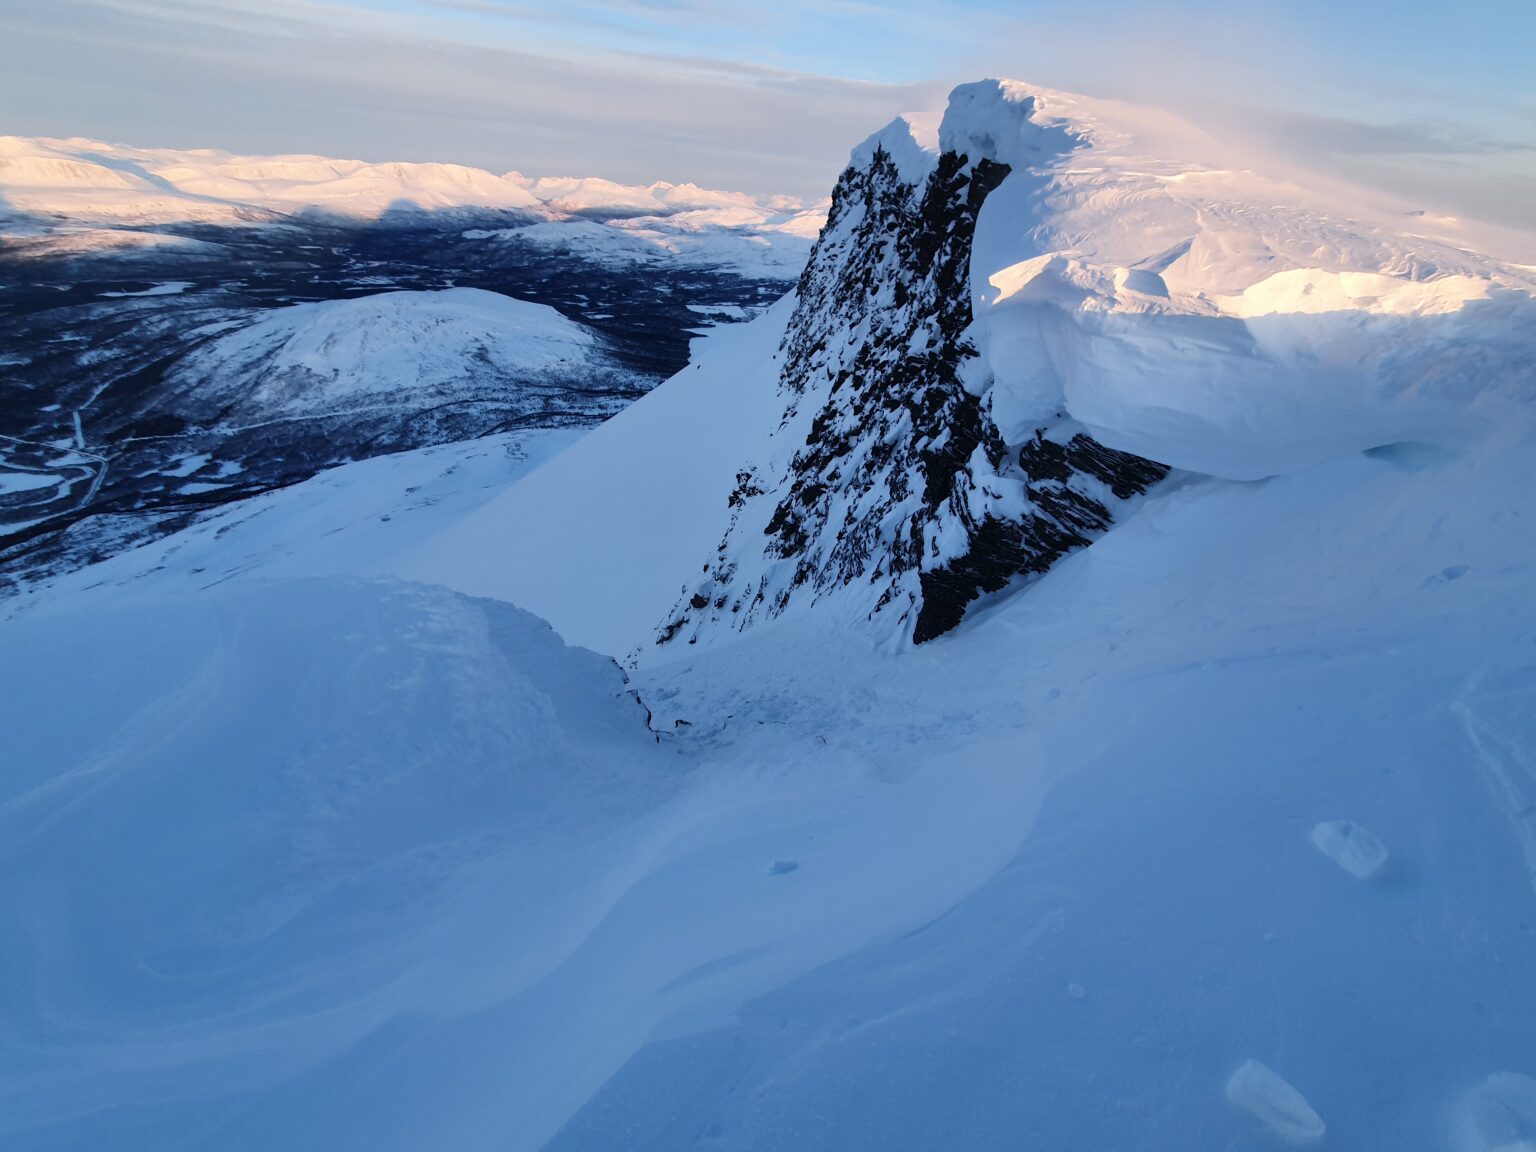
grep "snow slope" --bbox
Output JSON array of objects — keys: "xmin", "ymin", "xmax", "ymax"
[
  {"xmin": 4, "ymin": 78, "xmax": 1536, "ymax": 1152},
  {"xmin": 4, "ymin": 357, "xmax": 1535, "ymax": 1152},
  {"xmin": 0, "ymin": 429, "xmax": 581, "ymax": 615},
  {"xmin": 399, "ymin": 294, "xmax": 798, "ymax": 653}
]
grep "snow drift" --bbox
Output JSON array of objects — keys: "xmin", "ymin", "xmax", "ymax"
[{"xmin": 4, "ymin": 78, "xmax": 1536, "ymax": 1152}]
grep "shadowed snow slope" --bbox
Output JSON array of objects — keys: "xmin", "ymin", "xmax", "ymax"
[
  {"xmin": 4, "ymin": 382, "xmax": 1535, "ymax": 1152},
  {"xmin": 3, "ymin": 79, "xmax": 1536, "ymax": 1152}
]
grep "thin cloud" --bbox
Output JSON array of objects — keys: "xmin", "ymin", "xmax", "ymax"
[
  {"xmin": 1, "ymin": 0, "xmax": 1531, "ymax": 230},
  {"xmin": 1259, "ymin": 112, "xmax": 1536, "ymax": 158},
  {"xmin": 0, "ymin": 0, "xmax": 931, "ymax": 198}
]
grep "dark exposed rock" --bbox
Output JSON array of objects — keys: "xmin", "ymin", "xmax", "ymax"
[{"xmin": 658, "ymin": 135, "xmax": 1168, "ymax": 649}]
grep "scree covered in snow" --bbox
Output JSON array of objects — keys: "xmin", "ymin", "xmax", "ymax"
[{"xmin": 3, "ymin": 79, "xmax": 1536, "ymax": 1151}]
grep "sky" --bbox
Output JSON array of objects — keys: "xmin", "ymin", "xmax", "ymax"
[{"xmin": 1, "ymin": 0, "xmax": 1532, "ymax": 228}]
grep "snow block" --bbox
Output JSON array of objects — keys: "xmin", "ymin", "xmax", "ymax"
[
  {"xmin": 1225, "ymin": 1060, "xmax": 1326, "ymax": 1146},
  {"xmin": 1311, "ymin": 820, "xmax": 1389, "ymax": 880}
]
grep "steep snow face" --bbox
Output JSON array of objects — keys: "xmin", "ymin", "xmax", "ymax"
[{"xmin": 399, "ymin": 295, "xmax": 800, "ymax": 653}]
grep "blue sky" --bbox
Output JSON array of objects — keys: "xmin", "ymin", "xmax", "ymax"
[{"xmin": 2, "ymin": 0, "xmax": 1532, "ymax": 226}]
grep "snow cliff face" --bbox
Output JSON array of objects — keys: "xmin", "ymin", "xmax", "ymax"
[{"xmin": 657, "ymin": 100, "xmax": 1168, "ymax": 648}]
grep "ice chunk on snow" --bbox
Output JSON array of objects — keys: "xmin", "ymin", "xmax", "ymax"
[
  {"xmin": 1311, "ymin": 820, "xmax": 1389, "ymax": 880},
  {"xmin": 1453, "ymin": 1073, "xmax": 1536, "ymax": 1152},
  {"xmin": 1225, "ymin": 1060, "xmax": 1326, "ymax": 1146}
]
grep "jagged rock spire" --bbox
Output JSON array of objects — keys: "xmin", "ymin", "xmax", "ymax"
[{"xmin": 657, "ymin": 120, "xmax": 1167, "ymax": 650}]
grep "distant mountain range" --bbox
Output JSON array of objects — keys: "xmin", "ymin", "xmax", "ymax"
[
  {"xmin": 0, "ymin": 134, "xmax": 827, "ymax": 235},
  {"xmin": 0, "ymin": 136, "xmax": 823, "ymax": 587}
]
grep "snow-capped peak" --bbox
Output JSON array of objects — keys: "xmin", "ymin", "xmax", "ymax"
[
  {"xmin": 399, "ymin": 77, "xmax": 1536, "ymax": 662},
  {"xmin": 848, "ymin": 116, "xmax": 937, "ymax": 187},
  {"xmin": 0, "ymin": 135, "xmax": 823, "ymax": 231}
]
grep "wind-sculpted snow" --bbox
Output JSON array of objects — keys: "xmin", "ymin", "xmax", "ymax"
[
  {"xmin": 957, "ymin": 81, "xmax": 1536, "ymax": 479},
  {"xmin": 11, "ymin": 382, "xmax": 1536, "ymax": 1149},
  {"xmin": 7, "ymin": 77, "xmax": 1536, "ymax": 1151}
]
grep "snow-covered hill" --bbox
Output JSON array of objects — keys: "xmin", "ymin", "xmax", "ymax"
[
  {"xmin": 160, "ymin": 287, "xmax": 622, "ymax": 426},
  {"xmin": 0, "ymin": 282, "xmax": 647, "ymax": 592},
  {"xmin": 4, "ymin": 79, "xmax": 1536, "ymax": 1152}
]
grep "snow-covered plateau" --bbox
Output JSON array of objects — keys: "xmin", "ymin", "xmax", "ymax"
[
  {"xmin": 0, "ymin": 134, "xmax": 823, "ymax": 274},
  {"xmin": 3, "ymin": 80, "xmax": 1536, "ymax": 1151}
]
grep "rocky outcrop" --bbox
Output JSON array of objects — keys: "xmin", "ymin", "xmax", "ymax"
[{"xmin": 657, "ymin": 109, "xmax": 1168, "ymax": 649}]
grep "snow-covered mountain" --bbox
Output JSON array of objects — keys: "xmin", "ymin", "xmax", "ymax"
[
  {"xmin": 404, "ymin": 80, "xmax": 1536, "ymax": 661},
  {"xmin": 0, "ymin": 134, "xmax": 825, "ymax": 259},
  {"xmin": 0, "ymin": 134, "xmax": 821, "ymax": 225},
  {"xmin": 4, "ymin": 79, "xmax": 1536, "ymax": 1152},
  {"xmin": 159, "ymin": 287, "xmax": 624, "ymax": 427},
  {"xmin": 0, "ymin": 283, "xmax": 649, "ymax": 591}
]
